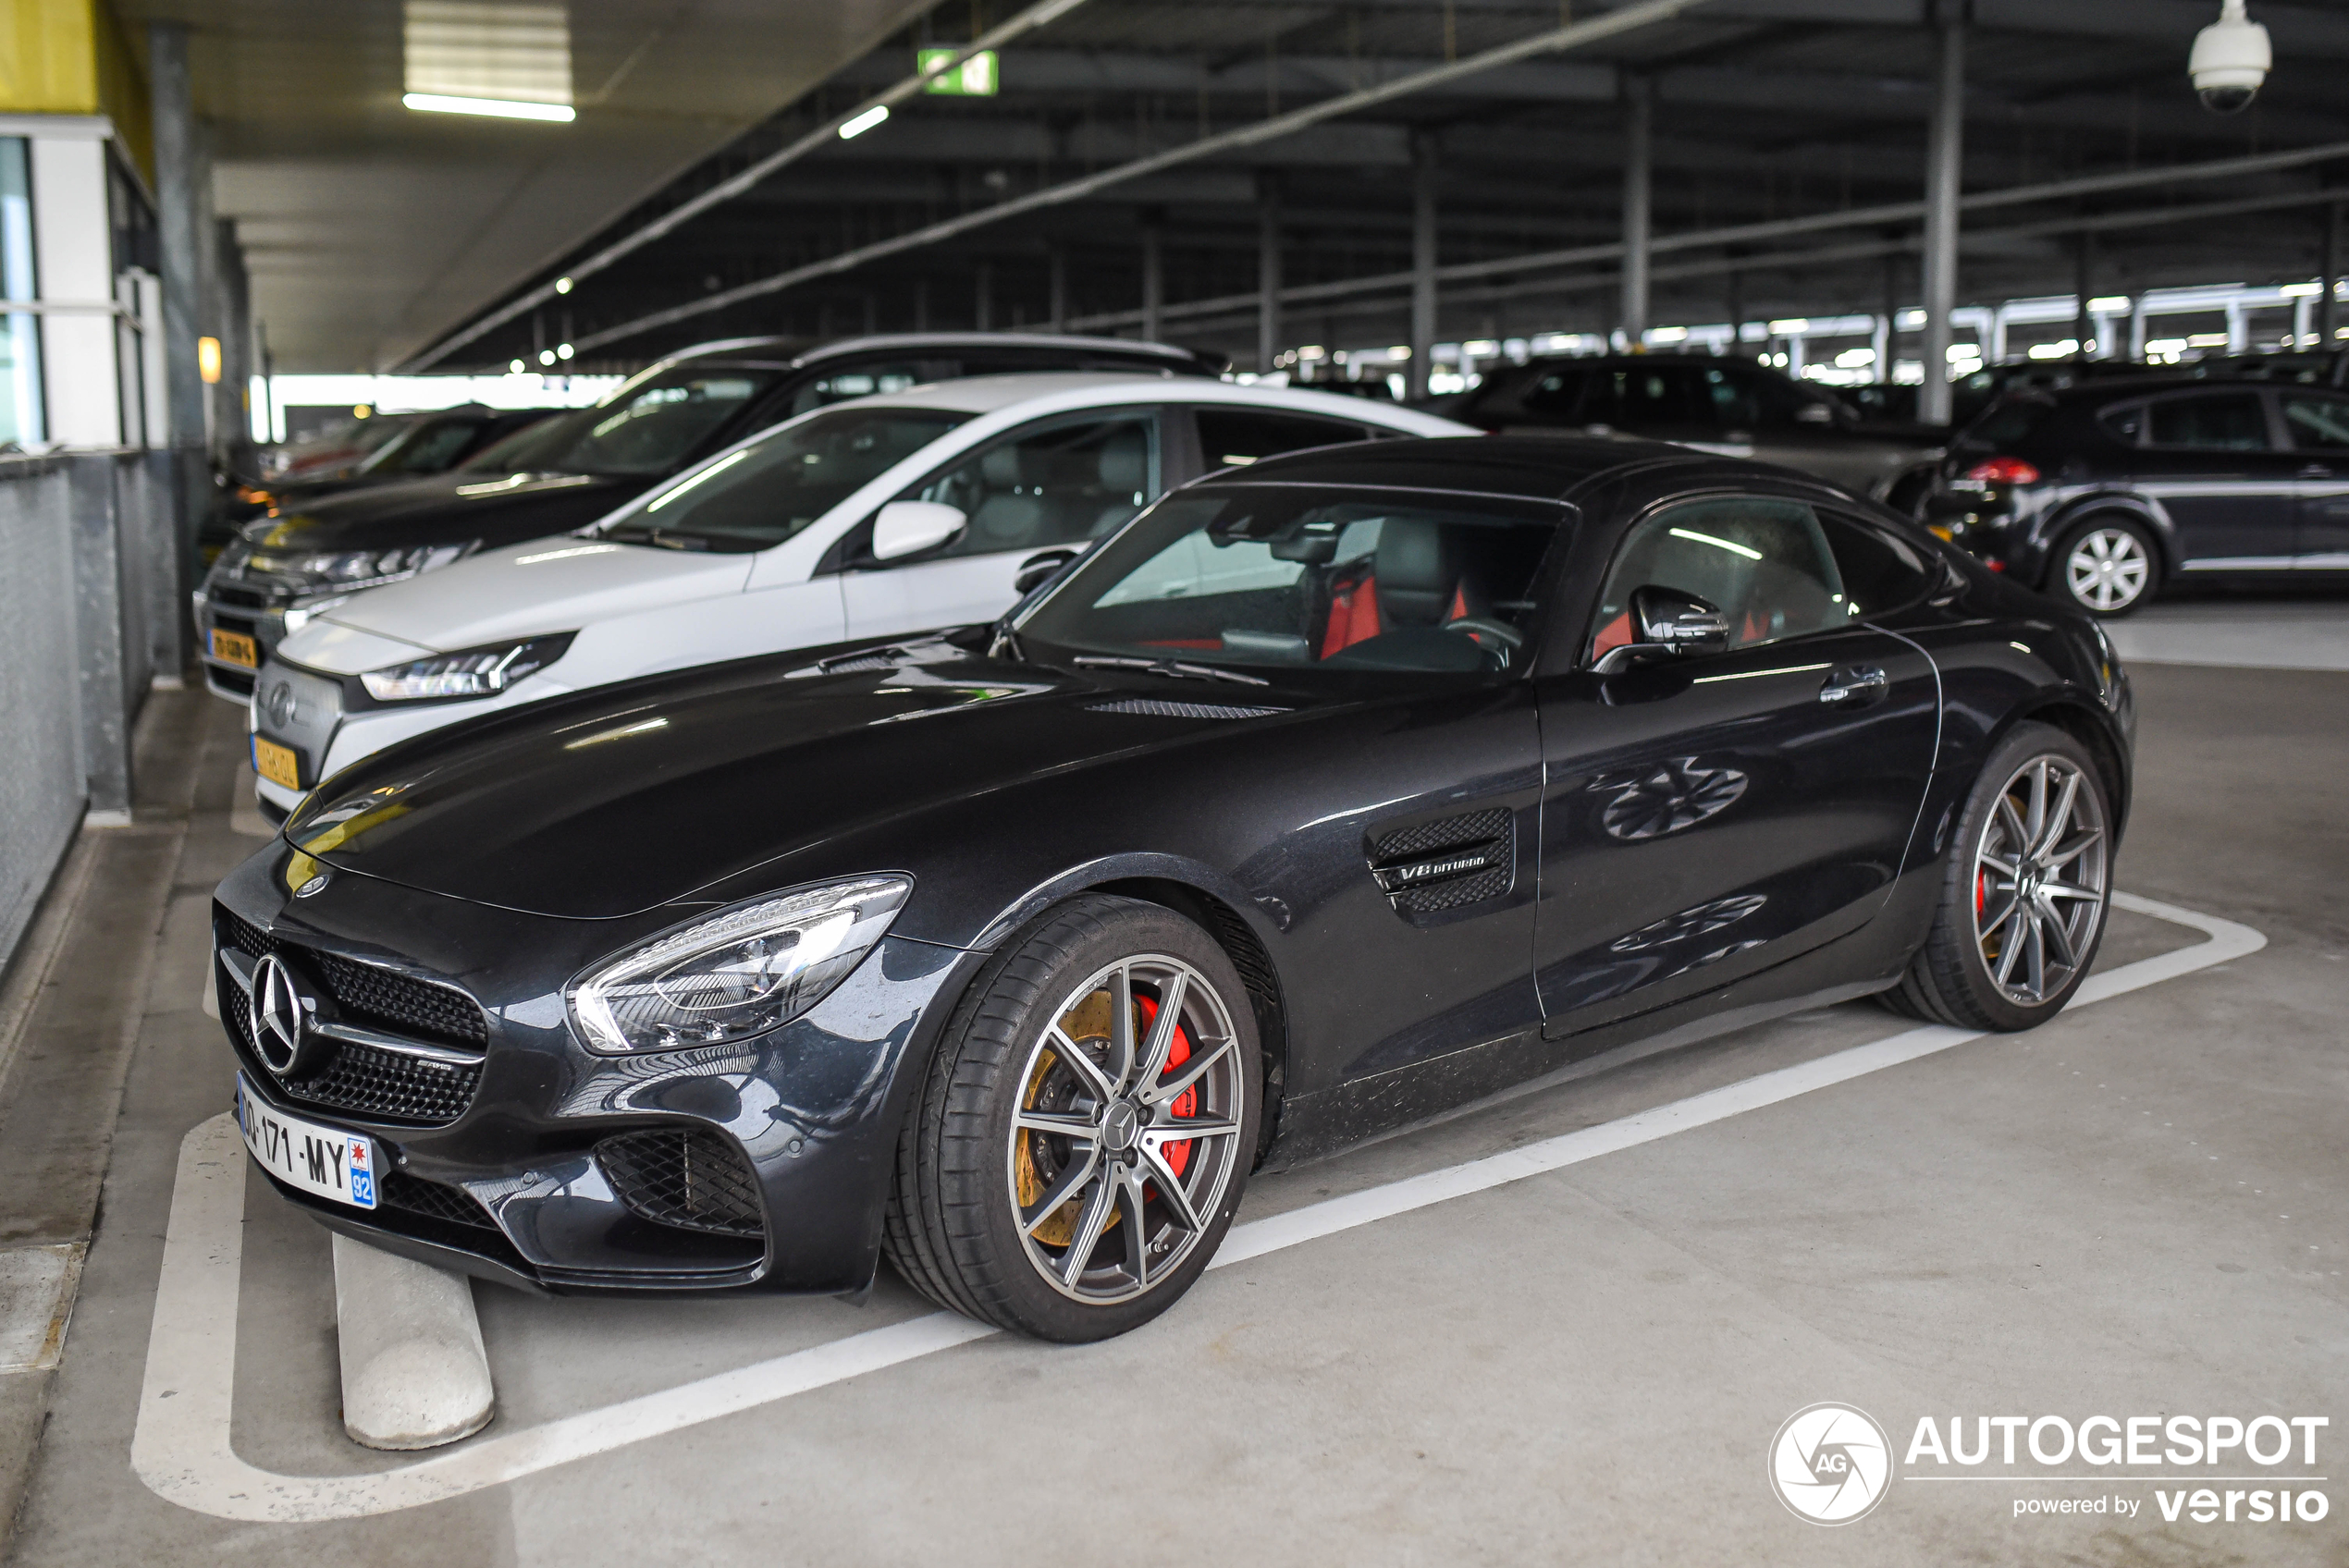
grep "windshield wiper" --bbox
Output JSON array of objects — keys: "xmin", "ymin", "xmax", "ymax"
[{"xmin": 1071, "ymin": 655, "xmax": 1270, "ymax": 687}]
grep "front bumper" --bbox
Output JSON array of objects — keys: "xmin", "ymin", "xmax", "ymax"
[
  {"xmin": 213, "ymin": 842, "xmax": 977, "ymax": 1294},
  {"xmin": 193, "ymin": 580, "xmax": 290, "ymax": 703}
]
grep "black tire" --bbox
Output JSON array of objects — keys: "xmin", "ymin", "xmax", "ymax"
[
  {"xmin": 2047, "ymin": 516, "xmax": 2160, "ymax": 619},
  {"xmin": 1878, "ymin": 722, "xmax": 2113, "ymax": 1032},
  {"xmin": 882, "ymin": 894, "xmax": 1261, "ymax": 1341}
]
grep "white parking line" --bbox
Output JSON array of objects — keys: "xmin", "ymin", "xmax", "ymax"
[{"xmin": 130, "ymin": 891, "xmax": 2261, "ymax": 1522}]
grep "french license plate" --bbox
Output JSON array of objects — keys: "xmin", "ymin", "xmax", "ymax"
[
  {"xmin": 252, "ymin": 735, "xmax": 301, "ymax": 790},
  {"xmin": 234, "ymin": 1073, "xmax": 377, "ymax": 1209},
  {"xmin": 211, "ymin": 628, "xmax": 259, "ymax": 668}
]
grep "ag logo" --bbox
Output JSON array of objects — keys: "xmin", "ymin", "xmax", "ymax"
[{"xmin": 1768, "ymin": 1403, "xmax": 1892, "ymax": 1525}]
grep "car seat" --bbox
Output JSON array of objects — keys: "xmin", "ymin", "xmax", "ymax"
[
  {"xmin": 968, "ymin": 445, "xmax": 1044, "ymax": 550},
  {"xmin": 1319, "ymin": 517, "xmax": 1489, "ymax": 658},
  {"xmin": 1088, "ymin": 429, "xmax": 1150, "ymax": 537}
]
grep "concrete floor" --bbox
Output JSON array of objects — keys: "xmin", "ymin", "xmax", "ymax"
[{"xmin": 0, "ymin": 602, "xmax": 2343, "ymax": 1565}]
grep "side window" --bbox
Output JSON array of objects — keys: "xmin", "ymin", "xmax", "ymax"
[
  {"xmin": 1194, "ymin": 409, "xmax": 1370, "ymax": 471},
  {"xmin": 2097, "ymin": 402, "xmax": 2146, "ymax": 445},
  {"xmin": 1703, "ymin": 363, "xmax": 1814, "ymax": 431},
  {"xmin": 1816, "ymin": 511, "xmax": 1939, "ymax": 618},
  {"xmin": 790, "ymin": 361, "xmax": 941, "ymax": 417},
  {"xmin": 2281, "ymin": 394, "xmax": 2349, "ymax": 451},
  {"xmin": 2145, "ymin": 393, "xmax": 2270, "ymax": 451},
  {"xmin": 1590, "ymin": 496, "xmax": 1849, "ymax": 661},
  {"xmin": 1585, "ymin": 365, "xmax": 1706, "ymax": 428},
  {"xmin": 1514, "ymin": 365, "xmax": 1591, "ymax": 423},
  {"xmin": 902, "ymin": 413, "xmax": 1160, "ymax": 559}
]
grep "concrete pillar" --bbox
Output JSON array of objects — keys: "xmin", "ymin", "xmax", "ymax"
[
  {"xmin": 1409, "ymin": 131, "xmax": 1437, "ymax": 401},
  {"xmin": 1048, "ymin": 244, "xmax": 1068, "ymax": 332},
  {"xmin": 1140, "ymin": 214, "xmax": 1163, "ymax": 341},
  {"xmin": 149, "ymin": 25, "xmax": 203, "ymax": 453},
  {"xmin": 1917, "ymin": 17, "xmax": 1965, "ymax": 424},
  {"xmin": 1256, "ymin": 173, "xmax": 1282, "ymax": 375},
  {"xmin": 1619, "ymin": 76, "xmax": 1654, "ymax": 349},
  {"xmin": 975, "ymin": 260, "xmax": 993, "ymax": 331},
  {"xmin": 216, "ymin": 219, "xmax": 254, "ymax": 463}
]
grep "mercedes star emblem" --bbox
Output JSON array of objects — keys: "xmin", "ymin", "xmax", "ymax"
[{"xmin": 250, "ymin": 953, "xmax": 311, "ymax": 1075}]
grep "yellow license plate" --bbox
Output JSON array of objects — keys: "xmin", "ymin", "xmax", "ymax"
[
  {"xmin": 252, "ymin": 736, "xmax": 301, "ymax": 790},
  {"xmin": 211, "ymin": 628, "xmax": 259, "ymax": 668}
]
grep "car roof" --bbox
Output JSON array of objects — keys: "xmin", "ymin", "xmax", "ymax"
[
  {"xmin": 1202, "ymin": 432, "xmax": 1697, "ymax": 500},
  {"xmin": 835, "ymin": 372, "xmax": 1473, "ymax": 430},
  {"xmin": 2031, "ymin": 374, "xmax": 2318, "ymax": 405},
  {"xmin": 642, "ymin": 332, "xmax": 1220, "ymax": 377}
]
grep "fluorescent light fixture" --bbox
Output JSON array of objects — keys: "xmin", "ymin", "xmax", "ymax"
[
  {"xmin": 538, "ymin": 349, "xmax": 557, "ymax": 365},
  {"xmin": 2280, "ymin": 281, "xmax": 2321, "ymax": 297},
  {"xmin": 1669, "ymin": 526, "xmax": 1763, "ymax": 562},
  {"xmin": 1768, "ymin": 318, "xmax": 1811, "ymax": 335},
  {"xmin": 2088, "ymin": 295, "xmax": 2133, "ymax": 311},
  {"xmin": 510, "ymin": 359, "xmax": 525, "ymax": 373},
  {"xmin": 557, "ymin": 342, "xmax": 574, "ymax": 360},
  {"xmin": 839, "ymin": 104, "xmax": 891, "ymax": 140},
  {"xmin": 555, "ymin": 276, "xmax": 573, "ymax": 294},
  {"xmin": 404, "ymin": 92, "xmax": 574, "ymax": 121}
]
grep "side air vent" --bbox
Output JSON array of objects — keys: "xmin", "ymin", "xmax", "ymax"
[
  {"xmin": 596, "ymin": 1127, "xmax": 765, "ymax": 1238},
  {"xmin": 1367, "ymin": 806, "xmax": 1514, "ymax": 914},
  {"xmin": 1087, "ymin": 698, "xmax": 1289, "ymax": 720}
]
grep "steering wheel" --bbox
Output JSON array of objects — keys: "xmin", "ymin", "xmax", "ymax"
[{"xmin": 1444, "ymin": 616, "xmax": 1523, "ymax": 669}]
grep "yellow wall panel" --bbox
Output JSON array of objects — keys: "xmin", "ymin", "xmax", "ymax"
[{"xmin": 0, "ymin": 0, "xmax": 102, "ymax": 115}]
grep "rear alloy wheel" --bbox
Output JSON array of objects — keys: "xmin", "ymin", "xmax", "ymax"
[
  {"xmin": 2054, "ymin": 519, "xmax": 2158, "ymax": 618},
  {"xmin": 1881, "ymin": 722, "xmax": 2112, "ymax": 1031},
  {"xmin": 884, "ymin": 896, "xmax": 1260, "ymax": 1341}
]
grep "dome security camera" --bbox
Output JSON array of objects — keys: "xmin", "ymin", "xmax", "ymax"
[{"xmin": 2190, "ymin": 0, "xmax": 2271, "ymax": 115}]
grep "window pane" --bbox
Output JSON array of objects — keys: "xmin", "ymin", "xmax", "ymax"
[
  {"xmin": 1586, "ymin": 366, "xmax": 1704, "ymax": 426},
  {"xmin": 1703, "ymin": 364, "xmax": 1812, "ymax": 430},
  {"xmin": 1593, "ymin": 496, "xmax": 1849, "ymax": 658},
  {"xmin": 2146, "ymin": 394, "xmax": 2269, "ymax": 451},
  {"xmin": 0, "ymin": 137, "xmax": 43, "ymax": 448},
  {"xmin": 1818, "ymin": 512, "xmax": 1937, "ymax": 618},
  {"xmin": 467, "ymin": 370, "xmax": 778, "ymax": 476},
  {"xmin": 1022, "ymin": 489, "xmax": 1560, "ymax": 676},
  {"xmin": 1195, "ymin": 409, "xmax": 1368, "ymax": 471},
  {"xmin": 907, "ymin": 414, "xmax": 1158, "ymax": 557},
  {"xmin": 2281, "ymin": 395, "xmax": 2349, "ymax": 451},
  {"xmin": 2096, "ymin": 403, "xmax": 2145, "ymax": 445},
  {"xmin": 601, "ymin": 408, "xmax": 967, "ymax": 553},
  {"xmin": 790, "ymin": 361, "xmax": 933, "ymax": 416}
]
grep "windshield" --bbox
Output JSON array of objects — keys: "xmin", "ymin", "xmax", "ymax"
[
  {"xmin": 460, "ymin": 369, "xmax": 779, "ymax": 478},
  {"xmin": 1018, "ymin": 487, "xmax": 1563, "ymax": 676},
  {"xmin": 357, "ymin": 415, "xmax": 481, "ymax": 475},
  {"xmin": 595, "ymin": 406, "xmax": 971, "ymax": 553}
]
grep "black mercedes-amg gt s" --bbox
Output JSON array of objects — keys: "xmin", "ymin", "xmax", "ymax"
[{"xmin": 214, "ymin": 435, "xmax": 2133, "ymax": 1341}]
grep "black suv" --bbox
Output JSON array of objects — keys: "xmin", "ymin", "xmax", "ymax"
[
  {"xmin": 1925, "ymin": 376, "xmax": 2349, "ymax": 617},
  {"xmin": 1436, "ymin": 353, "xmax": 1946, "ymax": 509},
  {"xmin": 193, "ymin": 332, "xmax": 1224, "ymax": 701}
]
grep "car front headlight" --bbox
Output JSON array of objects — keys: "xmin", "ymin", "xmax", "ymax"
[
  {"xmin": 359, "ymin": 631, "xmax": 575, "ymax": 702},
  {"xmin": 249, "ymin": 541, "xmax": 476, "ymax": 591},
  {"xmin": 566, "ymin": 877, "xmax": 912, "ymax": 1055}
]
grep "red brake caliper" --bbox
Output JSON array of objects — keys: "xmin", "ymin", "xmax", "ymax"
[
  {"xmin": 1132, "ymin": 995, "xmax": 1195, "ymax": 1178},
  {"xmin": 1976, "ymin": 868, "xmax": 1987, "ymax": 918}
]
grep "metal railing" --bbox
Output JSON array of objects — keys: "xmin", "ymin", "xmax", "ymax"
[{"xmin": 0, "ymin": 450, "xmax": 189, "ymax": 972}]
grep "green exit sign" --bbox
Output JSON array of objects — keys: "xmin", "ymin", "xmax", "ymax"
[{"xmin": 917, "ymin": 48, "xmax": 999, "ymax": 95}]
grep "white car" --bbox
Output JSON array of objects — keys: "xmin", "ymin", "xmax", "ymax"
[{"xmin": 248, "ymin": 373, "xmax": 1470, "ymax": 816}]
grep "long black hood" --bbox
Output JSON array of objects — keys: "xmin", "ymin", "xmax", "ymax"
[
  {"xmin": 287, "ymin": 648, "xmax": 1345, "ymax": 921},
  {"xmin": 258, "ymin": 471, "xmax": 649, "ymax": 553}
]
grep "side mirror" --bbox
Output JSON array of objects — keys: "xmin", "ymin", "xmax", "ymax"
[
  {"xmin": 1593, "ymin": 586, "xmax": 1731, "ymax": 674},
  {"xmin": 1015, "ymin": 548, "xmax": 1080, "ymax": 595},
  {"xmin": 870, "ymin": 500, "xmax": 965, "ymax": 562},
  {"xmin": 1633, "ymin": 585, "xmax": 1732, "ymax": 654}
]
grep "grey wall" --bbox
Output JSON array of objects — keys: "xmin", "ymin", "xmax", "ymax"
[{"xmin": 0, "ymin": 452, "xmax": 184, "ymax": 972}]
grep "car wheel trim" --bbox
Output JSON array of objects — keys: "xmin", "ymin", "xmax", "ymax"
[
  {"xmin": 1006, "ymin": 953, "xmax": 1243, "ymax": 1305},
  {"xmin": 2065, "ymin": 526, "xmax": 2150, "ymax": 612},
  {"xmin": 1973, "ymin": 754, "xmax": 2109, "ymax": 1008}
]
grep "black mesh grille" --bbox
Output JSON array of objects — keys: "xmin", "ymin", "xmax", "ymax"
[
  {"xmin": 379, "ymin": 1170, "xmax": 499, "ymax": 1230},
  {"xmin": 1371, "ymin": 807, "xmax": 1511, "ymax": 862},
  {"xmin": 284, "ymin": 1043, "xmax": 480, "ymax": 1122},
  {"xmin": 215, "ymin": 907, "xmax": 486, "ymax": 1126},
  {"xmin": 210, "ymin": 584, "xmax": 269, "ymax": 609},
  {"xmin": 1087, "ymin": 698, "xmax": 1288, "ymax": 720},
  {"xmin": 212, "ymin": 613, "xmax": 258, "ymax": 637},
  {"xmin": 596, "ymin": 1128, "xmax": 764, "ymax": 1238},
  {"xmin": 211, "ymin": 666, "xmax": 257, "ymax": 697}
]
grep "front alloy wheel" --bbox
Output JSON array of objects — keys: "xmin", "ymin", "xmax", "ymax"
[{"xmin": 885, "ymin": 895, "xmax": 1261, "ymax": 1341}]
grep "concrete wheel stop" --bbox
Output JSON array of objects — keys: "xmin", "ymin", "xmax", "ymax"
[{"xmin": 331, "ymin": 1235, "xmax": 495, "ymax": 1451}]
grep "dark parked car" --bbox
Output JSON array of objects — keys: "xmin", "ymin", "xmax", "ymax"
[
  {"xmin": 218, "ymin": 406, "xmax": 563, "ymax": 535},
  {"xmin": 1925, "ymin": 376, "xmax": 2349, "ymax": 616},
  {"xmin": 1439, "ymin": 353, "xmax": 1946, "ymax": 509},
  {"xmin": 193, "ymin": 332, "xmax": 1224, "ymax": 700},
  {"xmin": 215, "ymin": 435, "xmax": 2130, "ymax": 1341}
]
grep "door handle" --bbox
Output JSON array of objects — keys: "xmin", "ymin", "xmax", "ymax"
[{"xmin": 1819, "ymin": 666, "xmax": 1889, "ymax": 704}]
